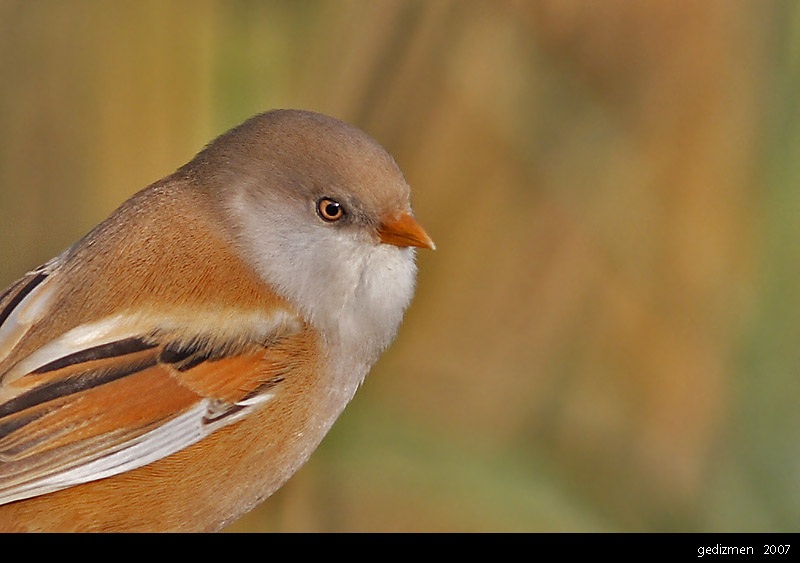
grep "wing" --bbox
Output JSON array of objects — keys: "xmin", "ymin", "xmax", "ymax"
[{"xmin": 0, "ymin": 260, "xmax": 306, "ymax": 505}]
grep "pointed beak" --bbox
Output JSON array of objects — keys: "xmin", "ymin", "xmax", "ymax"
[{"xmin": 377, "ymin": 212, "xmax": 436, "ymax": 250}]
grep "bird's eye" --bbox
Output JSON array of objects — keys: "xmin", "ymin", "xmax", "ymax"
[{"xmin": 317, "ymin": 198, "xmax": 345, "ymax": 222}]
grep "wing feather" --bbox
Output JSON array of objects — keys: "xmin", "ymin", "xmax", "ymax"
[
  {"xmin": 0, "ymin": 262, "xmax": 59, "ymax": 376},
  {"xmin": 0, "ymin": 266, "xmax": 305, "ymax": 505}
]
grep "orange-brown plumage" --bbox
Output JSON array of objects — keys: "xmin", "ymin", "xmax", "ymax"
[{"xmin": 0, "ymin": 109, "xmax": 433, "ymax": 531}]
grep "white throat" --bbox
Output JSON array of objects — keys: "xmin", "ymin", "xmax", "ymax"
[{"xmin": 228, "ymin": 190, "xmax": 418, "ymax": 387}]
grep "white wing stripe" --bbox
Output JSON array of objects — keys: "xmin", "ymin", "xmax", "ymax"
[{"xmin": 0, "ymin": 400, "xmax": 211, "ymax": 504}]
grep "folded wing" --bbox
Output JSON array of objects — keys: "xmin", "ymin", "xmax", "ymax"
[{"xmin": 0, "ymin": 263, "xmax": 304, "ymax": 505}]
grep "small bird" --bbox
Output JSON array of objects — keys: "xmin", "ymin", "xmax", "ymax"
[{"xmin": 0, "ymin": 109, "xmax": 434, "ymax": 531}]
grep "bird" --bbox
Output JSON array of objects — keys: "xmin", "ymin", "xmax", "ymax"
[{"xmin": 0, "ymin": 109, "xmax": 434, "ymax": 531}]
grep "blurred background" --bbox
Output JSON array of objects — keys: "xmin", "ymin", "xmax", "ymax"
[{"xmin": 0, "ymin": 0, "xmax": 796, "ymax": 532}]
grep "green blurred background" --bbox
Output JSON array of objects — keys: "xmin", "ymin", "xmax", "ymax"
[{"xmin": 0, "ymin": 0, "xmax": 797, "ymax": 532}]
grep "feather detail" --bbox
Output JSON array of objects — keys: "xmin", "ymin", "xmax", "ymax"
[
  {"xmin": 0, "ymin": 304, "xmax": 306, "ymax": 506},
  {"xmin": 0, "ymin": 261, "xmax": 61, "ymax": 380}
]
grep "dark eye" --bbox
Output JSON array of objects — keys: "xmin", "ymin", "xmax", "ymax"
[{"xmin": 317, "ymin": 197, "xmax": 345, "ymax": 222}]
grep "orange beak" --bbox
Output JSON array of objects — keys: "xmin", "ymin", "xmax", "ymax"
[{"xmin": 377, "ymin": 212, "xmax": 436, "ymax": 250}]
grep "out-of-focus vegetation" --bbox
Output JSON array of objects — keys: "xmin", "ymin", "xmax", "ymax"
[{"xmin": 0, "ymin": 1, "xmax": 796, "ymax": 532}]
